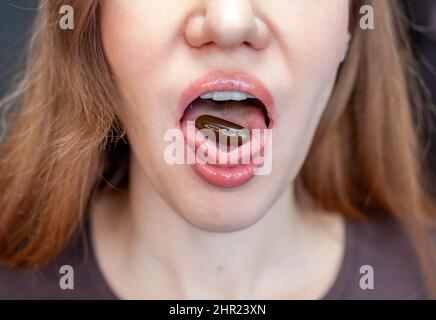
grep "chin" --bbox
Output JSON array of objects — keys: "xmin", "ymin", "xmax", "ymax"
[
  {"xmin": 175, "ymin": 178, "xmax": 276, "ymax": 233},
  {"xmin": 181, "ymin": 205, "xmax": 267, "ymax": 233}
]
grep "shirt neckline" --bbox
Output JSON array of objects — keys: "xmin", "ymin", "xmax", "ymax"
[
  {"xmin": 321, "ymin": 217, "xmax": 356, "ymax": 300},
  {"xmin": 83, "ymin": 215, "xmax": 119, "ymax": 300}
]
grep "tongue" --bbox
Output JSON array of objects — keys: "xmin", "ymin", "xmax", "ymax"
[{"xmin": 182, "ymin": 99, "xmax": 267, "ymax": 130}]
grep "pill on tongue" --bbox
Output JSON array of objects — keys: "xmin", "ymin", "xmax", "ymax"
[{"xmin": 195, "ymin": 115, "xmax": 249, "ymax": 147}]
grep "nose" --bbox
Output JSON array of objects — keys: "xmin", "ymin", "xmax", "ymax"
[{"xmin": 185, "ymin": 0, "xmax": 271, "ymax": 50}]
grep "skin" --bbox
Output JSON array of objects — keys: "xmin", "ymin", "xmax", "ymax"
[{"xmin": 93, "ymin": 0, "xmax": 350, "ymax": 299}]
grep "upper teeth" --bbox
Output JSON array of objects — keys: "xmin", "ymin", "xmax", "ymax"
[{"xmin": 200, "ymin": 91, "xmax": 255, "ymax": 102}]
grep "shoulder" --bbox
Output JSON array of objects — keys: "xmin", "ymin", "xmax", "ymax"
[
  {"xmin": 329, "ymin": 217, "xmax": 435, "ymax": 300},
  {"xmin": 0, "ymin": 222, "xmax": 115, "ymax": 300}
]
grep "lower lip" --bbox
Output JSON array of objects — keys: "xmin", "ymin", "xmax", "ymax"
[
  {"xmin": 192, "ymin": 162, "xmax": 260, "ymax": 189},
  {"xmin": 182, "ymin": 122, "xmax": 266, "ymax": 188}
]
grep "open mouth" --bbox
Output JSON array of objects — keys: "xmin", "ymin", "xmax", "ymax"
[
  {"xmin": 177, "ymin": 72, "xmax": 274, "ymax": 188},
  {"xmin": 180, "ymin": 92, "xmax": 271, "ymax": 149}
]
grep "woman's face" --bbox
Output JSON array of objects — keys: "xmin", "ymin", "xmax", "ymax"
[{"xmin": 100, "ymin": 0, "xmax": 350, "ymax": 231}]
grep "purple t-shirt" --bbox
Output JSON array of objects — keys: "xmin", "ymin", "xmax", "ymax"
[{"xmin": 0, "ymin": 217, "xmax": 432, "ymax": 299}]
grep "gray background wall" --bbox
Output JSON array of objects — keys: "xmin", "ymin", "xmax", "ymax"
[{"xmin": 0, "ymin": 0, "xmax": 38, "ymax": 96}]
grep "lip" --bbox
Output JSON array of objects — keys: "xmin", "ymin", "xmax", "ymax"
[
  {"xmin": 191, "ymin": 161, "xmax": 263, "ymax": 189},
  {"xmin": 177, "ymin": 70, "xmax": 275, "ymax": 128},
  {"xmin": 177, "ymin": 71, "xmax": 275, "ymax": 189}
]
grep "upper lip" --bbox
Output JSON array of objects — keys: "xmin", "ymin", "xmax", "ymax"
[{"xmin": 177, "ymin": 71, "xmax": 275, "ymax": 128}]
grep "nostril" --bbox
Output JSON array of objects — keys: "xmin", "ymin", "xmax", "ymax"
[
  {"xmin": 204, "ymin": 41, "xmax": 214, "ymax": 47},
  {"xmin": 184, "ymin": 1, "xmax": 270, "ymax": 50}
]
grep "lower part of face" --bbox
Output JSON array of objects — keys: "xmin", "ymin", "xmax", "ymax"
[{"xmin": 100, "ymin": 0, "xmax": 350, "ymax": 232}]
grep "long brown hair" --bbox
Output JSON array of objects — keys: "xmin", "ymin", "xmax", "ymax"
[{"xmin": 0, "ymin": 0, "xmax": 435, "ymax": 293}]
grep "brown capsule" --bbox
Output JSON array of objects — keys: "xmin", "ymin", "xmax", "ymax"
[{"xmin": 195, "ymin": 115, "xmax": 249, "ymax": 147}]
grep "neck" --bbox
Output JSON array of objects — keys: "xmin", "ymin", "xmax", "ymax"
[{"xmin": 91, "ymin": 157, "xmax": 345, "ymax": 299}]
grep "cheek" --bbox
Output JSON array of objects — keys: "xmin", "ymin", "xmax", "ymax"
[
  {"xmin": 272, "ymin": 2, "xmax": 349, "ymax": 174},
  {"xmin": 290, "ymin": 5, "xmax": 349, "ymax": 84},
  {"xmin": 99, "ymin": 1, "xmax": 172, "ymax": 87},
  {"xmin": 266, "ymin": 0, "xmax": 349, "ymax": 84},
  {"xmin": 101, "ymin": 4, "xmax": 144, "ymax": 65},
  {"xmin": 284, "ymin": 2, "xmax": 349, "ymax": 114},
  {"xmin": 99, "ymin": 2, "xmax": 172, "ymax": 150}
]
